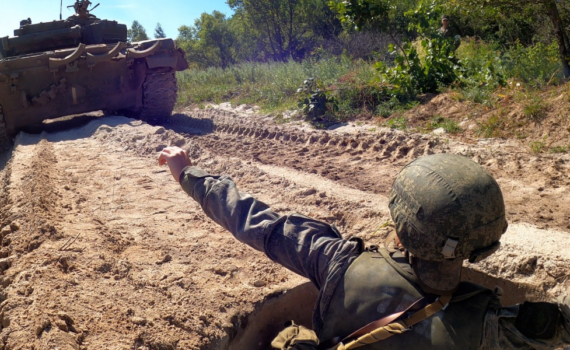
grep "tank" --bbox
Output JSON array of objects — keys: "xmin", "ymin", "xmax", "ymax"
[{"xmin": 0, "ymin": 0, "xmax": 189, "ymax": 149}]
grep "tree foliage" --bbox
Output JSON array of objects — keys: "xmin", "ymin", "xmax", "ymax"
[
  {"xmin": 177, "ymin": 11, "xmax": 237, "ymax": 69},
  {"xmin": 330, "ymin": 0, "xmax": 570, "ymax": 77},
  {"xmin": 447, "ymin": 0, "xmax": 570, "ymax": 76},
  {"xmin": 228, "ymin": 0, "xmax": 341, "ymax": 61},
  {"xmin": 154, "ymin": 23, "xmax": 167, "ymax": 39},
  {"xmin": 127, "ymin": 20, "xmax": 149, "ymax": 42},
  {"xmin": 173, "ymin": 0, "xmax": 569, "ymax": 86}
]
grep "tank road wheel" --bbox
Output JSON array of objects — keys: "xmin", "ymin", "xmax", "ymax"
[
  {"xmin": 134, "ymin": 68, "xmax": 178, "ymax": 124},
  {"xmin": 0, "ymin": 104, "xmax": 11, "ymax": 150}
]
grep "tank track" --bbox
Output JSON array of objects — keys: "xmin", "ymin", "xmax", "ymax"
[
  {"xmin": 0, "ymin": 104, "xmax": 11, "ymax": 150},
  {"xmin": 138, "ymin": 68, "xmax": 178, "ymax": 123}
]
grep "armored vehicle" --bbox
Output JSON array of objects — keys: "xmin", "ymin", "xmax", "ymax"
[{"xmin": 0, "ymin": 0, "xmax": 189, "ymax": 149}]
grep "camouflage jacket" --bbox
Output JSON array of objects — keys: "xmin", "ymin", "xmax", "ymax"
[
  {"xmin": 179, "ymin": 166, "xmax": 570, "ymax": 350},
  {"xmin": 438, "ymin": 26, "xmax": 461, "ymax": 50}
]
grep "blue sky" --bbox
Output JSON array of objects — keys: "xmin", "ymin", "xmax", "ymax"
[{"xmin": 0, "ymin": 0, "xmax": 233, "ymax": 38}]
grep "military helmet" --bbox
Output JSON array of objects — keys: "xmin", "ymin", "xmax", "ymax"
[{"xmin": 389, "ymin": 153, "xmax": 508, "ymax": 291}]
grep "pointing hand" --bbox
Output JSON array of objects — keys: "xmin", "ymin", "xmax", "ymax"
[{"xmin": 158, "ymin": 147, "xmax": 192, "ymax": 182}]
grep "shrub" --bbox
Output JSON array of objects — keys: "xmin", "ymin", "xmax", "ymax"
[
  {"xmin": 375, "ymin": 38, "xmax": 460, "ymax": 100},
  {"xmin": 503, "ymin": 41, "xmax": 562, "ymax": 87}
]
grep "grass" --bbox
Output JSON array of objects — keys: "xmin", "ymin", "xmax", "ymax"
[
  {"xmin": 477, "ymin": 114, "xmax": 506, "ymax": 138},
  {"xmin": 175, "ymin": 56, "xmax": 370, "ymax": 114},
  {"xmin": 530, "ymin": 141, "xmax": 546, "ymax": 153},
  {"xmin": 548, "ymin": 145, "xmax": 568, "ymax": 154},
  {"xmin": 174, "ymin": 38, "xmax": 564, "ymax": 137},
  {"xmin": 522, "ymin": 95, "xmax": 549, "ymax": 122},
  {"xmin": 385, "ymin": 116, "xmax": 407, "ymax": 130},
  {"xmin": 375, "ymin": 98, "xmax": 419, "ymax": 118},
  {"xmin": 425, "ymin": 115, "xmax": 462, "ymax": 134}
]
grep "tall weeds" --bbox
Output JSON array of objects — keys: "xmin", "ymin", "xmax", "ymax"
[{"xmin": 176, "ymin": 56, "xmax": 367, "ymax": 112}]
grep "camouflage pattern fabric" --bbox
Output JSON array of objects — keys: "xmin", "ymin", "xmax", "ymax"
[
  {"xmin": 389, "ymin": 154, "xmax": 507, "ymax": 291},
  {"xmin": 179, "ymin": 166, "xmax": 570, "ymax": 349},
  {"xmin": 438, "ymin": 26, "xmax": 461, "ymax": 50}
]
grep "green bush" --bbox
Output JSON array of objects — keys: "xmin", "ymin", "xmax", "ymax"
[
  {"xmin": 503, "ymin": 41, "xmax": 562, "ymax": 87},
  {"xmin": 375, "ymin": 38, "xmax": 460, "ymax": 100},
  {"xmin": 456, "ymin": 38, "xmax": 561, "ymax": 89}
]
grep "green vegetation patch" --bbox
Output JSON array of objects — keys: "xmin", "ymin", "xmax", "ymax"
[
  {"xmin": 176, "ymin": 57, "xmax": 369, "ymax": 114},
  {"xmin": 477, "ymin": 114, "xmax": 506, "ymax": 138},
  {"xmin": 530, "ymin": 140, "xmax": 546, "ymax": 154},
  {"xmin": 548, "ymin": 145, "xmax": 568, "ymax": 154},
  {"xmin": 425, "ymin": 115, "xmax": 462, "ymax": 134},
  {"xmin": 385, "ymin": 116, "xmax": 408, "ymax": 130},
  {"xmin": 522, "ymin": 95, "xmax": 549, "ymax": 123},
  {"xmin": 167, "ymin": 0, "xmax": 569, "ymax": 134}
]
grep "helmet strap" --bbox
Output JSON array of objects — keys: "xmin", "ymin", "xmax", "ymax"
[{"xmin": 383, "ymin": 230, "xmax": 399, "ymax": 253}]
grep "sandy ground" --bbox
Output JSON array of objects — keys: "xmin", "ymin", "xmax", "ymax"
[{"xmin": 0, "ymin": 106, "xmax": 568, "ymax": 349}]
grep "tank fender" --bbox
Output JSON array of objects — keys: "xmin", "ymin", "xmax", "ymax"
[
  {"xmin": 145, "ymin": 54, "xmax": 177, "ymax": 70},
  {"xmin": 175, "ymin": 48, "xmax": 189, "ymax": 71},
  {"xmin": 145, "ymin": 48, "xmax": 189, "ymax": 71}
]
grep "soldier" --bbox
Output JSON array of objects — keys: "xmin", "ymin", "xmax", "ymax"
[
  {"xmin": 70, "ymin": 0, "xmax": 93, "ymax": 19},
  {"xmin": 158, "ymin": 147, "xmax": 570, "ymax": 350},
  {"xmin": 439, "ymin": 15, "xmax": 461, "ymax": 51}
]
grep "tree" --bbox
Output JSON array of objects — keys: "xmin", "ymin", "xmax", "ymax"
[
  {"xmin": 154, "ymin": 23, "xmax": 167, "ymax": 39},
  {"xmin": 331, "ymin": 0, "xmax": 570, "ymax": 77},
  {"xmin": 177, "ymin": 11, "xmax": 238, "ymax": 69},
  {"xmin": 446, "ymin": 0, "xmax": 570, "ymax": 78},
  {"xmin": 228, "ymin": 0, "xmax": 335, "ymax": 61},
  {"xmin": 128, "ymin": 21, "xmax": 149, "ymax": 42}
]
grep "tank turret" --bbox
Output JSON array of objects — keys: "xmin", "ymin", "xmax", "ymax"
[{"xmin": 1, "ymin": 0, "xmax": 126, "ymax": 58}]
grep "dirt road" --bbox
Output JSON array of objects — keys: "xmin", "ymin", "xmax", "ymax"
[{"xmin": 0, "ymin": 107, "xmax": 568, "ymax": 349}]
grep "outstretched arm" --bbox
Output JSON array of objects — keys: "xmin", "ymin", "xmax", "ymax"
[{"xmin": 158, "ymin": 147, "xmax": 361, "ymax": 289}]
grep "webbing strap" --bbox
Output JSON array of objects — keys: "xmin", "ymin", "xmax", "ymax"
[{"xmin": 338, "ymin": 294, "xmax": 452, "ymax": 350}]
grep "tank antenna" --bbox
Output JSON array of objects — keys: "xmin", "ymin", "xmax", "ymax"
[{"xmin": 60, "ymin": 0, "xmax": 63, "ymax": 20}]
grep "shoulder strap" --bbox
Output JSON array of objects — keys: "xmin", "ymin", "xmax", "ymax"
[
  {"xmin": 317, "ymin": 297, "xmax": 424, "ymax": 350},
  {"xmin": 376, "ymin": 245, "xmax": 418, "ymax": 285},
  {"xmin": 337, "ymin": 294, "xmax": 452, "ymax": 350}
]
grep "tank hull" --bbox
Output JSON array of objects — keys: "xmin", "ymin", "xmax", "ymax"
[{"xmin": 0, "ymin": 38, "xmax": 188, "ymax": 141}]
